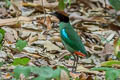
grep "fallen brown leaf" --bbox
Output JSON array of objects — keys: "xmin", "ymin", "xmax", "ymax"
[{"xmin": 37, "ymin": 16, "xmax": 52, "ymax": 30}]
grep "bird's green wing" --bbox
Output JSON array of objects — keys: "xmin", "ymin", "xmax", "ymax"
[{"xmin": 60, "ymin": 24, "xmax": 87, "ymax": 54}]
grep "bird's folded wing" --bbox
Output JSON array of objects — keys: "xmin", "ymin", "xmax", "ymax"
[{"xmin": 61, "ymin": 27, "xmax": 86, "ymax": 53}]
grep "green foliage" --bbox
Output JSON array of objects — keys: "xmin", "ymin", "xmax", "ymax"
[
  {"xmin": 12, "ymin": 66, "xmax": 69, "ymax": 80},
  {"xmin": 114, "ymin": 38, "xmax": 120, "ymax": 59},
  {"xmin": 12, "ymin": 58, "xmax": 30, "ymax": 66},
  {"xmin": 5, "ymin": 0, "xmax": 11, "ymax": 8},
  {"xmin": 0, "ymin": 62, "xmax": 4, "ymax": 67},
  {"xmin": 68, "ymin": 0, "xmax": 71, "ymax": 6},
  {"xmin": 101, "ymin": 60, "xmax": 120, "ymax": 67},
  {"xmin": 91, "ymin": 67, "xmax": 120, "ymax": 80},
  {"xmin": 64, "ymin": 55, "xmax": 70, "ymax": 60},
  {"xmin": 16, "ymin": 40, "xmax": 27, "ymax": 51},
  {"xmin": 58, "ymin": 0, "xmax": 65, "ymax": 10},
  {"xmin": 109, "ymin": 0, "xmax": 120, "ymax": 11},
  {"xmin": 58, "ymin": 0, "xmax": 71, "ymax": 10},
  {"xmin": 13, "ymin": 66, "xmax": 31, "ymax": 79},
  {"xmin": 75, "ymin": 77, "xmax": 79, "ymax": 80},
  {"xmin": 0, "ymin": 29, "xmax": 5, "ymax": 49},
  {"xmin": 32, "ymin": 66, "xmax": 53, "ymax": 80}
]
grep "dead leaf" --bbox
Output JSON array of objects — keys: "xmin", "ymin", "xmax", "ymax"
[
  {"xmin": 5, "ymin": 73, "xmax": 11, "ymax": 79},
  {"xmin": 70, "ymin": 72, "xmax": 80, "ymax": 79},
  {"xmin": 37, "ymin": 16, "xmax": 52, "ymax": 30},
  {"xmin": 29, "ymin": 35, "xmax": 38, "ymax": 44},
  {"xmin": 0, "ymin": 51, "xmax": 7, "ymax": 58},
  {"xmin": 44, "ymin": 40, "xmax": 61, "ymax": 51},
  {"xmin": 5, "ymin": 32, "xmax": 16, "ymax": 43},
  {"xmin": 79, "ymin": 72, "xmax": 87, "ymax": 80},
  {"xmin": 60, "ymin": 70, "xmax": 69, "ymax": 80},
  {"xmin": 77, "ymin": 65, "xmax": 100, "ymax": 74},
  {"xmin": 0, "ymin": 7, "xmax": 7, "ymax": 18},
  {"xmin": 86, "ymin": 75, "xmax": 93, "ymax": 80},
  {"xmin": 50, "ymin": 36, "xmax": 61, "ymax": 42},
  {"xmin": 102, "ymin": 43, "xmax": 114, "ymax": 55}
]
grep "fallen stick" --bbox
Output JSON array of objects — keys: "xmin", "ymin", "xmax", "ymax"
[{"xmin": 0, "ymin": 16, "xmax": 33, "ymax": 27}]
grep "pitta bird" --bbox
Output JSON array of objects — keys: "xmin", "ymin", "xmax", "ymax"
[{"xmin": 50, "ymin": 11, "xmax": 88, "ymax": 71}]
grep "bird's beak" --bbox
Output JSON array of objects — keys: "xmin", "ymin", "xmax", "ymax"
[
  {"xmin": 49, "ymin": 12, "xmax": 55, "ymax": 15},
  {"xmin": 49, "ymin": 12, "xmax": 57, "ymax": 17}
]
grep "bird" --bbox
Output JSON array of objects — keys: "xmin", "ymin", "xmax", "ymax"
[{"xmin": 50, "ymin": 11, "xmax": 88, "ymax": 72}]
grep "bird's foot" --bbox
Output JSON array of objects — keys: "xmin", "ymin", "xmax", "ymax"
[{"xmin": 71, "ymin": 66, "xmax": 77, "ymax": 72}]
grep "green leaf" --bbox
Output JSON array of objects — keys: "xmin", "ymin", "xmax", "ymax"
[
  {"xmin": 0, "ymin": 29, "xmax": 5, "ymax": 49},
  {"xmin": 101, "ymin": 60, "xmax": 120, "ymax": 67},
  {"xmin": 16, "ymin": 40, "xmax": 27, "ymax": 51},
  {"xmin": 0, "ymin": 29, "xmax": 5, "ymax": 36},
  {"xmin": 64, "ymin": 55, "xmax": 70, "ymax": 60},
  {"xmin": 105, "ymin": 69, "xmax": 120, "ymax": 80},
  {"xmin": 38, "ymin": 66, "xmax": 53, "ymax": 79},
  {"xmin": 12, "ymin": 58, "xmax": 30, "ymax": 66},
  {"xmin": 0, "ymin": 29, "xmax": 5, "ymax": 43},
  {"xmin": 0, "ymin": 33, "xmax": 3, "ymax": 43},
  {"xmin": 12, "ymin": 66, "xmax": 69, "ymax": 80},
  {"xmin": 109, "ymin": 0, "xmax": 120, "ymax": 11},
  {"xmin": 11, "ymin": 78, "xmax": 16, "ymax": 80},
  {"xmin": 58, "ymin": 0, "xmax": 66, "ymax": 10},
  {"xmin": 75, "ymin": 77, "xmax": 79, "ymax": 80},
  {"xmin": 0, "ymin": 62, "xmax": 4, "ymax": 67},
  {"xmin": 68, "ymin": 0, "xmax": 71, "ymax": 6},
  {"xmin": 5, "ymin": 0, "xmax": 11, "ymax": 8},
  {"xmin": 33, "ymin": 76, "xmax": 47, "ymax": 80},
  {"xmin": 32, "ymin": 66, "xmax": 53, "ymax": 79},
  {"xmin": 91, "ymin": 67, "xmax": 120, "ymax": 80},
  {"xmin": 13, "ymin": 66, "xmax": 31, "ymax": 79},
  {"xmin": 117, "ymin": 51, "xmax": 120, "ymax": 60},
  {"xmin": 114, "ymin": 38, "xmax": 120, "ymax": 58},
  {"xmin": 91, "ymin": 67, "xmax": 113, "ymax": 71},
  {"xmin": 52, "ymin": 67, "xmax": 61, "ymax": 80}
]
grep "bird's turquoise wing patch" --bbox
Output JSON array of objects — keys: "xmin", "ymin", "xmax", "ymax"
[{"xmin": 61, "ymin": 29, "xmax": 69, "ymax": 39}]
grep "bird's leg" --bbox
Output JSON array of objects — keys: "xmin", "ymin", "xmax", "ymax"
[
  {"xmin": 71, "ymin": 54, "xmax": 77, "ymax": 72},
  {"xmin": 75, "ymin": 55, "xmax": 79, "ymax": 71}
]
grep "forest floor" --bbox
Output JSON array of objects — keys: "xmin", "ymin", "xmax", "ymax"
[{"xmin": 0, "ymin": 0, "xmax": 120, "ymax": 80}]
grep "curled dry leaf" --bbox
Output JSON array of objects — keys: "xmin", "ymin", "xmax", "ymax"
[
  {"xmin": 10, "ymin": 0, "xmax": 22, "ymax": 16},
  {"xmin": 79, "ymin": 72, "xmax": 87, "ymax": 80},
  {"xmin": 37, "ymin": 16, "xmax": 52, "ymax": 30},
  {"xmin": 29, "ymin": 35, "xmax": 38, "ymax": 44},
  {"xmin": 18, "ymin": 29, "xmax": 31, "ymax": 40},
  {"xmin": 70, "ymin": 72, "xmax": 80, "ymax": 79}
]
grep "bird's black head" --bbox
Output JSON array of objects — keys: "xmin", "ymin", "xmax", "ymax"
[{"xmin": 50, "ymin": 11, "xmax": 69, "ymax": 23}]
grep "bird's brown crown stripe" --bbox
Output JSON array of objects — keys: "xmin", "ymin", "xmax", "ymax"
[{"xmin": 57, "ymin": 11, "xmax": 68, "ymax": 17}]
